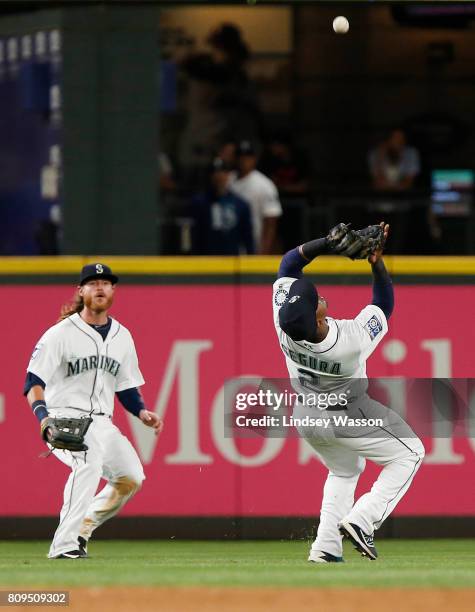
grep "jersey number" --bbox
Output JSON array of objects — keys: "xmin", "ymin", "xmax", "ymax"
[{"xmin": 297, "ymin": 368, "xmax": 321, "ymax": 392}]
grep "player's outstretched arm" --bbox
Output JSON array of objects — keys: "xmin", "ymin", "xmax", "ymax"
[
  {"xmin": 277, "ymin": 221, "xmax": 386, "ymax": 279},
  {"xmin": 368, "ymin": 222, "xmax": 389, "ymax": 265},
  {"xmin": 277, "ymin": 235, "xmax": 329, "ymax": 279},
  {"xmin": 368, "ymin": 223, "xmax": 394, "ymax": 319}
]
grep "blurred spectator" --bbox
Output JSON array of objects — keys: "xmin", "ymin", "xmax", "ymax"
[
  {"xmin": 158, "ymin": 152, "xmax": 176, "ymax": 193},
  {"xmin": 36, "ymin": 204, "xmax": 60, "ymax": 255},
  {"xmin": 178, "ymin": 23, "xmax": 260, "ymax": 185},
  {"xmin": 369, "ymin": 129, "xmax": 421, "ymax": 191},
  {"xmin": 259, "ymin": 135, "xmax": 310, "ymax": 194},
  {"xmin": 217, "ymin": 139, "xmax": 238, "ymax": 170},
  {"xmin": 230, "ymin": 140, "xmax": 283, "ymax": 254},
  {"xmin": 192, "ymin": 157, "xmax": 254, "ymax": 255}
]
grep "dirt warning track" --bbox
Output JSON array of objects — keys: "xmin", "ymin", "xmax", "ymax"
[{"xmin": 47, "ymin": 587, "xmax": 475, "ymax": 612}]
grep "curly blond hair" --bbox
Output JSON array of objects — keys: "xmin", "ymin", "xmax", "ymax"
[{"xmin": 58, "ymin": 291, "xmax": 84, "ymax": 321}]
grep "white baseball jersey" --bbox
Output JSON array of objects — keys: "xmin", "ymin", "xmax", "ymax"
[
  {"xmin": 272, "ymin": 276, "xmax": 388, "ymax": 396},
  {"xmin": 272, "ymin": 276, "xmax": 424, "ymax": 558},
  {"xmin": 230, "ymin": 169, "xmax": 282, "ymax": 245},
  {"xmin": 27, "ymin": 313, "xmax": 144, "ymax": 417}
]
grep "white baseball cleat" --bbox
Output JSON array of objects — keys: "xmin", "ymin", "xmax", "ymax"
[
  {"xmin": 308, "ymin": 550, "xmax": 344, "ymax": 563},
  {"xmin": 53, "ymin": 550, "xmax": 86, "ymax": 559}
]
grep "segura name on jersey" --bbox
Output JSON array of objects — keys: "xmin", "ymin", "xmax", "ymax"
[
  {"xmin": 67, "ymin": 355, "xmax": 121, "ymax": 378},
  {"xmin": 281, "ymin": 343, "xmax": 341, "ymax": 375}
]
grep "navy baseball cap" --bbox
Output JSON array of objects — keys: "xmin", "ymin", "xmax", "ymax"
[
  {"xmin": 237, "ymin": 140, "xmax": 256, "ymax": 156},
  {"xmin": 278, "ymin": 278, "xmax": 318, "ymax": 342},
  {"xmin": 79, "ymin": 263, "xmax": 118, "ymax": 286},
  {"xmin": 209, "ymin": 157, "xmax": 233, "ymax": 173}
]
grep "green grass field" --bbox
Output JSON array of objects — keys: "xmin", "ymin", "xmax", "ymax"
[{"xmin": 1, "ymin": 540, "xmax": 474, "ymax": 589}]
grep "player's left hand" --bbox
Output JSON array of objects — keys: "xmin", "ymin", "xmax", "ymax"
[
  {"xmin": 139, "ymin": 409, "xmax": 163, "ymax": 436},
  {"xmin": 368, "ymin": 222, "xmax": 389, "ymax": 264}
]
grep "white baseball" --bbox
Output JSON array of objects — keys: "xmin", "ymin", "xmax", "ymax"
[{"xmin": 333, "ymin": 16, "xmax": 349, "ymax": 34}]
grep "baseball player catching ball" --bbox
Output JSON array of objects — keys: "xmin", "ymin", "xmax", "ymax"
[
  {"xmin": 24, "ymin": 263, "xmax": 163, "ymax": 559},
  {"xmin": 272, "ymin": 223, "xmax": 425, "ymax": 562}
]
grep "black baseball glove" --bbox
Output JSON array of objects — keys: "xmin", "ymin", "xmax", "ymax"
[
  {"xmin": 326, "ymin": 223, "xmax": 385, "ymax": 260},
  {"xmin": 41, "ymin": 416, "xmax": 92, "ymax": 452}
]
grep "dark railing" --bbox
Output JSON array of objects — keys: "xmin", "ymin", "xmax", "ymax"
[{"xmin": 158, "ymin": 188, "xmax": 475, "ymax": 256}]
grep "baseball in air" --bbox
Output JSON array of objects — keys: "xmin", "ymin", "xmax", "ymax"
[{"xmin": 333, "ymin": 16, "xmax": 349, "ymax": 34}]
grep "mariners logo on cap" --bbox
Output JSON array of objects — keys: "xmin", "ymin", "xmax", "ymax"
[{"xmin": 79, "ymin": 263, "xmax": 119, "ymax": 285}]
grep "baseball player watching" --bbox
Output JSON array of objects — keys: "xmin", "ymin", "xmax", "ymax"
[
  {"xmin": 272, "ymin": 223, "xmax": 425, "ymax": 562},
  {"xmin": 24, "ymin": 263, "xmax": 163, "ymax": 559}
]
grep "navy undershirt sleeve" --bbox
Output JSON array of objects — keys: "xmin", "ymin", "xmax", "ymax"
[
  {"xmin": 23, "ymin": 372, "xmax": 46, "ymax": 396},
  {"xmin": 300, "ymin": 237, "xmax": 329, "ymax": 261},
  {"xmin": 116, "ymin": 387, "xmax": 146, "ymax": 418},
  {"xmin": 277, "ymin": 247, "xmax": 307, "ymax": 279},
  {"xmin": 277, "ymin": 238, "xmax": 329, "ymax": 280},
  {"xmin": 371, "ymin": 261, "xmax": 394, "ymax": 319}
]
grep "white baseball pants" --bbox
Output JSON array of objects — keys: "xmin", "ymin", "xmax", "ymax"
[
  {"xmin": 47, "ymin": 413, "xmax": 145, "ymax": 559},
  {"xmin": 293, "ymin": 397, "xmax": 425, "ymax": 558}
]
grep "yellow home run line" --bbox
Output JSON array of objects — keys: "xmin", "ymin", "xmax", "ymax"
[{"xmin": 0, "ymin": 256, "xmax": 474, "ymax": 275}]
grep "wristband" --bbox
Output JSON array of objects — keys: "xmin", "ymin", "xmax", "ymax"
[{"xmin": 32, "ymin": 400, "xmax": 48, "ymax": 423}]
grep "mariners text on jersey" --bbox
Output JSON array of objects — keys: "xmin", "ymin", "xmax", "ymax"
[
  {"xmin": 67, "ymin": 355, "xmax": 121, "ymax": 378},
  {"xmin": 26, "ymin": 313, "xmax": 145, "ymax": 416}
]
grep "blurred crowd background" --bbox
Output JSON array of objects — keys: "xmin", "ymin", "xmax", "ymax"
[{"xmin": 1, "ymin": 1, "xmax": 475, "ymax": 256}]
